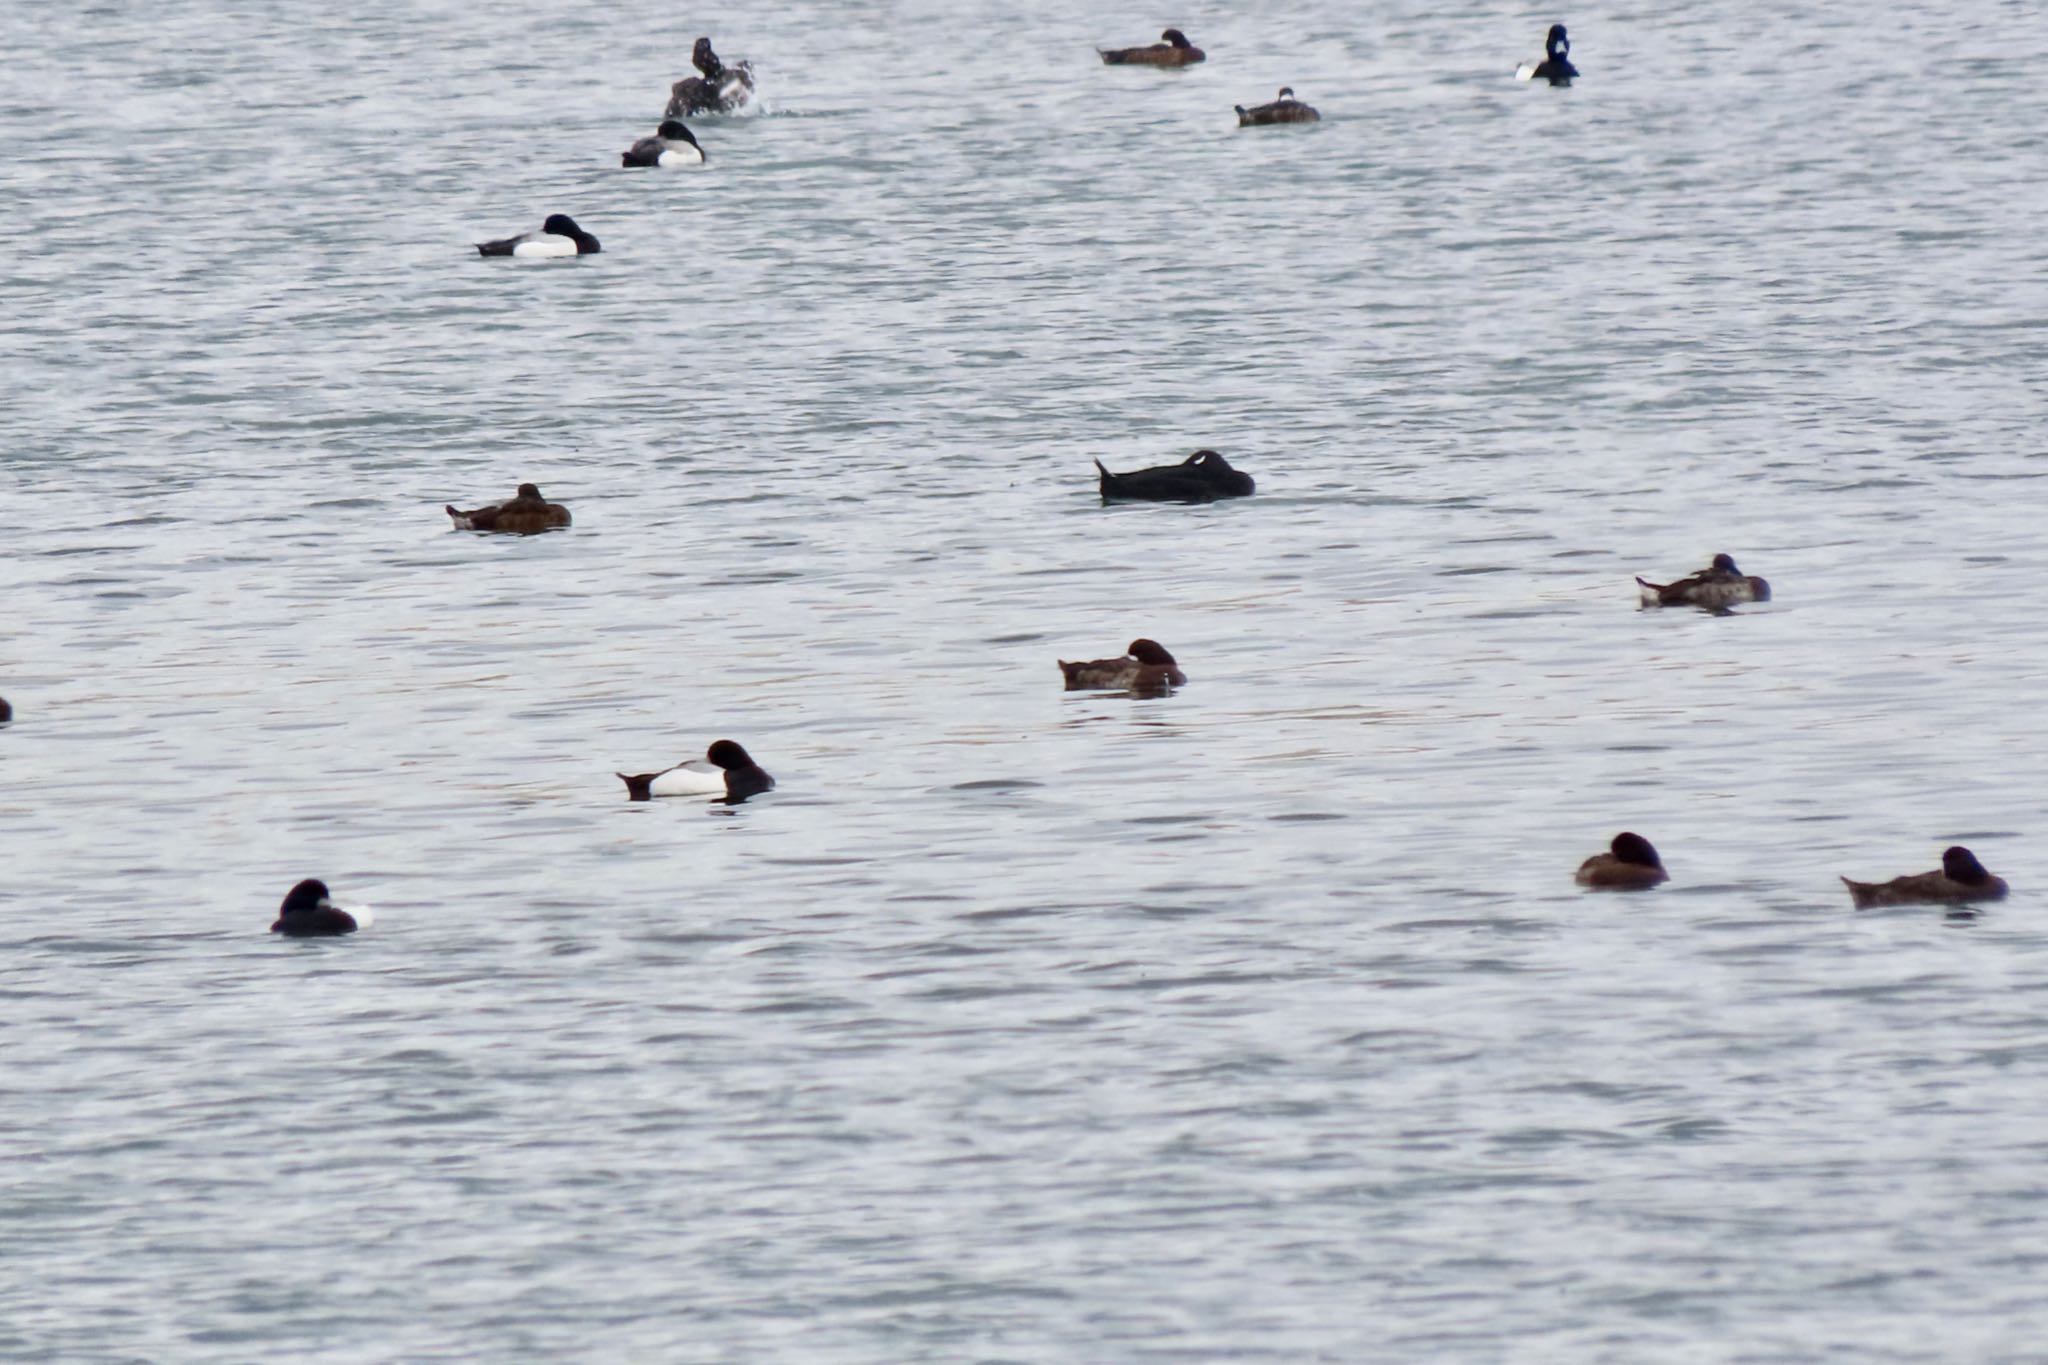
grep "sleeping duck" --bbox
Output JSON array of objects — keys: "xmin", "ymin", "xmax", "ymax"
[
  {"xmin": 1517, "ymin": 23, "xmax": 1579, "ymax": 85},
  {"xmin": 1575, "ymin": 833, "xmax": 1668, "ymax": 890},
  {"xmin": 667, "ymin": 37, "xmax": 756, "ymax": 117},
  {"xmin": 1058, "ymin": 639, "xmax": 1187, "ymax": 694},
  {"xmin": 1098, "ymin": 29, "xmax": 1205, "ymax": 67},
  {"xmin": 621, "ymin": 120, "xmax": 705, "ymax": 168},
  {"xmin": 1236, "ymin": 88, "xmax": 1321, "ymax": 126},
  {"xmin": 475, "ymin": 214, "xmax": 601, "ymax": 258},
  {"xmin": 445, "ymin": 483, "xmax": 571, "ymax": 534},
  {"xmin": 271, "ymin": 878, "xmax": 373, "ymax": 937},
  {"xmin": 618, "ymin": 739, "xmax": 775, "ymax": 803},
  {"xmin": 1842, "ymin": 846, "xmax": 2009, "ymax": 909},
  {"xmin": 1636, "ymin": 554, "xmax": 1771, "ymax": 609},
  {"xmin": 1095, "ymin": 449, "xmax": 1256, "ymax": 503}
]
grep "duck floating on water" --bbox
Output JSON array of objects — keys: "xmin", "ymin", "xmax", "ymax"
[
  {"xmin": 621, "ymin": 120, "xmax": 705, "ymax": 168},
  {"xmin": 445, "ymin": 484, "xmax": 572, "ymax": 534},
  {"xmin": 1095, "ymin": 449, "xmax": 1256, "ymax": 503},
  {"xmin": 271, "ymin": 879, "xmax": 373, "ymax": 937},
  {"xmin": 618, "ymin": 740, "xmax": 775, "ymax": 803},
  {"xmin": 667, "ymin": 37, "xmax": 756, "ymax": 116},
  {"xmin": 1517, "ymin": 24, "xmax": 1579, "ymax": 85},
  {"xmin": 1636, "ymin": 554, "xmax": 1771, "ymax": 609},
  {"xmin": 1842, "ymin": 846, "xmax": 2008, "ymax": 908},
  {"xmin": 1098, "ymin": 29, "xmax": 1205, "ymax": 67},
  {"xmin": 1575, "ymin": 833, "xmax": 1669, "ymax": 890},
  {"xmin": 1237, "ymin": 88, "xmax": 1321, "ymax": 126},
  {"xmin": 475, "ymin": 214, "xmax": 601, "ymax": 258},
  {"xmin": 1058, "ymin": 639, "xmax": 1187, "ymax": 694}
]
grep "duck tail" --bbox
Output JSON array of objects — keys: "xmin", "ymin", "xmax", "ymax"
[
  {"xmin": 618, "ymin": 772, "xmax": 655, "ymax": 801},
  {"xmin": 1841, "ymin": 876, "xmax": 1878, "ymax": 909}
]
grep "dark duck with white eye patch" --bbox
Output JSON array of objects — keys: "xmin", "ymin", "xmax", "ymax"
[
  {"xmin": 1842, "ymin": 846, "xmax": 2009, "ymax": 908},
  {"xmin": 1098, "ymin": 29, "xmax": 1205, "ymax": 67},
  {"xmin": 1236, "ymin": 88, "xmax": 1321, "ymax": 126},
  {"xmin": 1095, "ymin": 449, "xmax": 1256, "ymax": 503},
  {"xmin": 271, "ymin": 879, "xmax": 371, "ymax": 936},
  {"xmin": 445, "ymin": 483, "xmax": 571, "ymax": 534},
  {"xmin": 667, "ymin": 37, "xmax": 756, "ymax": 117},
  {"xmin": 618, "ymin": 739, "xmax": 775, "ymax": 803},
  {"xmin": 475, "ymin": 214, "xmax": 601, "ymax": 258},
  {"xmin": 622, "ymin": 120, "xmax": 705, "ymax": 168},
  {"xmin": 1576, "ymin": 833, "xmax": 1668, "ymax": 890},
  {"xmin": 1636, "ymin": 553, "xmax": 1771, "ymax": 609},
  {"xmin": 1518, "ymin": 23, "xmax": 1579, "ymax": 85},
  {"xmin": 1058, "ymin": 639, "xmax": 1187, "ymax": 694}
]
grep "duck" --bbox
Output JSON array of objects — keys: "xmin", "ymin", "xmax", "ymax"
[
  {"xmin": 1636, "ymin": 554, "xmax": 1771, "ymax": 609},
  {"xmin": 1236, "ymin": 88, "xmax": 1321, "ymax": 126},
  {"xmin": 667, "ymin": 37, "xmax": 756, "ymax": 117},
  {"xmin": 1098, "ymin": 29, "xmax": 1205, "ymax": 67},
  {"xmin": 618, "ymin": 739, "xmax": 775, "ymax": 803},
  {"xmin": 1842, "ymin": 846, "xmax": 2009, "ymax": 909},
  {"xmin": 1059, "ymin": 639, "xmax": 1187, "ymax": 694},
  {"xmin": 271, "ymin": 878, "xmax": 373, "ymax": 937},
  {"xmin": 1575, "ymin": 832, "xmax": 1669, "ymax": 890},
  {"xmin": 475, "ymin": 214, "xmax": 601, "ymax": 258},
  {"xmin": 1095, "ymin": 449, "xmax": 1256, "ymax": 503},
  {"xmin": 0, "ymin": 696, "xmax": 11, "ymax": 723},
  {"xmin": 1517, "ymin": 23, "xmax": 1579, "ymax": 85},
  {"xmin": 621, "ymin": 120, "xmax": 705, "ymax": 168},
  {"xmin": 445, "ymin": 483, "xmax": 571, "ymax": 534}
]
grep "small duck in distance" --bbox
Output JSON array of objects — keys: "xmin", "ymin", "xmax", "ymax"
[
  {"xmin": 1059, "ymin": 639, "xmax": 1187, "ymax": 694},
  {"xmin": 618, "ymin": 740, "xmax": 775, "ymax": 803},
  {"xmin": 1237, "ymin": 88, "xmax": 1321, "ymax": 126},
  {"xmin": 1842, "ymin": 846, "xmax": 2009, "ymax": 909},
  {"xmin": 667, "ymin": 37, "xmax": 755, "ymax": 116},
  {"xmin": 0, "ymin": 696, "xmax": 11, "ymax": 723},
  {"xmin": 475, "ymin": 214, "xmax": 601, "ymax": 258},
  {"xmin": 1095, "ymin": 449, "xmax": 1256, "ymax": 503},
  {"xmin": 1517, "ymin": 23, "xmax": 1579, "ymax": 85},
  {"xmin": 271, "ymin": 879, "xmax": 373, "ymax": 937},
  {"xmin": 1576, "ymin": 833, "xmax": 1669, "ymax": 890},
  {"xmin": 621, "ymin": 120, "xmax": 705, "ymax": 168},
  {"xmin": 1636, "ymin": 554, "xmax": 1771, "ymax": 610},
  {"xmin": 1098, "ymin": 29, "xmax": 1205, "ymax": 67},
  {"xmin": 445, "ymin": 483, "xmax": 572, "ymax": 534}
]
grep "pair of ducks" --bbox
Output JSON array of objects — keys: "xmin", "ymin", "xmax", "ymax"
[
  {"xmin": 1096, "ymin": 29, "xmax": 1319, "ymax": 126},
  {"xmin": 1578, "ymin": 835, "xmax": 2010, "ymax": 910}
]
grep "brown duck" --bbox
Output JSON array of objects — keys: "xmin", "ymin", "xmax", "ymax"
[
  {"xmin": 1236, "ymin": 88, "xmax": 1321, "ymax": 126},
  {"xmin": 1636, "ymin": 554, "xmax": 1770, "ymax": 609},
  {"xmin": 1058, "ymin": 639, "xmax": 1187, "ymax": 694},
  {"xmin": 1842, "ymin": 846, "xmax": 2008, "ymax": 908},
  {"xmin": 1575, "ymin": 832, "xmax": 1669, "ymax": 890},
  {"xmin": 1098, "ymin": 29, "xmax": 1205, "ymax": 67},
  {"xmin": 445, "ymin": 483, "xmax": 571, "ymax": 534}
]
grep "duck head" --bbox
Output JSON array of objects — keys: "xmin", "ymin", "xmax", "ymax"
[
  {"xmin": 1127, "ymin": 639, "xmax": 1178, "ymax": 666},
  {"xmin": 1611, "ymin": 832, "xmax": 1663, "ymax": 869},
  {"xmin": 707, "ymin": 739, "xmax": 756, "ymax": 770},
  {"xmin": 693, "ymin": 37, "xmax": 723, "ymax": 77},
  {"xmin": 1547, "ymin": 24, "xmax": 1570, "ymax": 58},
  {"xmin": 1943, "ymin": 846, "xmax": 1992, "ymax": 885},
  {"xmin": 278, "ymin": 878, "xmax": 334, "ymax": 915},
  {"xmin": 1710, "ymin": 553, "xmax": 1739, "ymax": 573},
  {"xmin": 515, "ymin": 483, "xmax": 545, "ymax": 500},
  {"xmin": 658, "ymin": 120, "xmax": 698, "ymax": 145},
  {"xmin": 1162, "ymin": 28, "xmax": 1194, "ymax": 49}
]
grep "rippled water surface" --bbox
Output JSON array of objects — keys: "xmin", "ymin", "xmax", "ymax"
[{"xmin": 6, "ymin": 0, "xmax": 2048, "ymax": 1359}]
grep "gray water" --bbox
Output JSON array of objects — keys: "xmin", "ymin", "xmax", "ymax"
[{"xmin": 6, "ymin": 0, "xmax": 2048, "ymax": 1359}]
